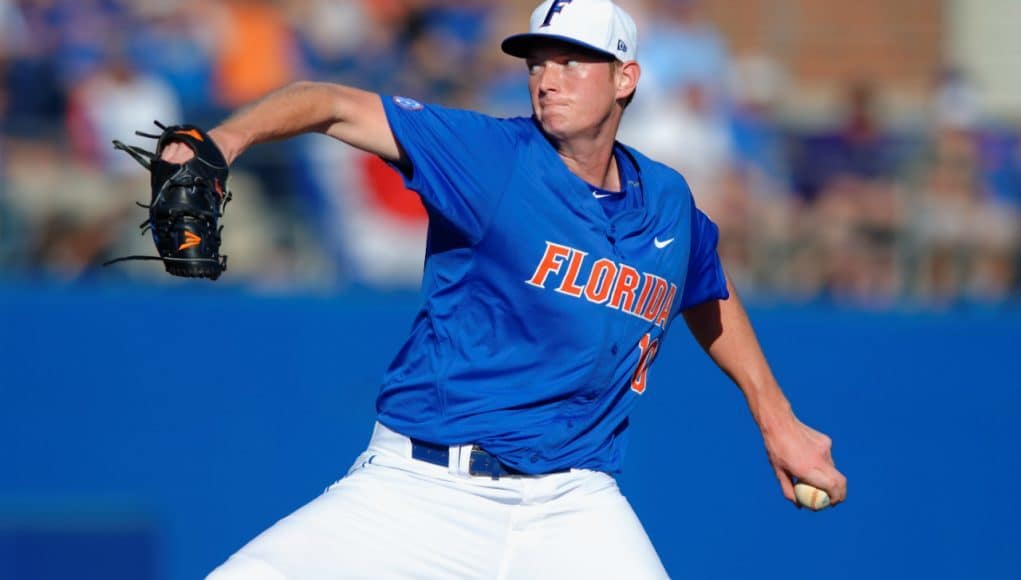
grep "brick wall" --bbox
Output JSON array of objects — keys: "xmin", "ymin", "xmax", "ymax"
[{"xmin": 703, "ymin": 0, "xmax": 945, "ymax": 110}]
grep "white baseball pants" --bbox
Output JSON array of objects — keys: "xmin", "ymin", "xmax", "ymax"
[{"xmin": 206, "ymin": 422, "xmax": 668, "ymax": 579}]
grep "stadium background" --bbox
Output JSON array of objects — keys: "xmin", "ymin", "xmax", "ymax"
[{"xmin": 1, "ymin": 0, "xmax": 1019, "ymax": 578}]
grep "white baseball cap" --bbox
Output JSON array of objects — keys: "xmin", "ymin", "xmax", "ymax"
[{"xmin": 502, "ymin": 0, "xmax": 638, "ymax": 63}]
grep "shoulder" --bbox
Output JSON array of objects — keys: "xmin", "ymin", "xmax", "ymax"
[
  {"xmin": 466, "ymin": 113, "xmax": 539, "ymax": 142},
  {"xmin": 385, "ymin": 96, "xmax": 537, "ymax": 143},
  {"xmin": 384, "ymin": 96, "xmax": 518, "ymax": 127},
  {"xmin": 450, "ymin": 111, "xmax": 547, "ymax": 152},
  {"xmin": 619, "ymin": 142, "xmax": 694, "ymax": 201},
  {"xmin": 620, "ymin": 144, "xmax": 688, "ymax": 184}
]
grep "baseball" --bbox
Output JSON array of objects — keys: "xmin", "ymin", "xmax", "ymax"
[{"xmin": 794, "ymin": 482, "xmax": 831, "ymax": 511}]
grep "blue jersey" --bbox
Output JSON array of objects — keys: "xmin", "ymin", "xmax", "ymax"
[{"xmin": 375, "ymin": 96, "xmax": 729, "ymax": 474}]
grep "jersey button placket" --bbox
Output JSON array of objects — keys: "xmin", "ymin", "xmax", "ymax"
[{"xmin": 607, "ymin": 224, "xmax": 625, "ymax": 258}]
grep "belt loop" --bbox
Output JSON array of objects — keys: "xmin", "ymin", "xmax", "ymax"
[
  {"xmin": 447, "ymin": 444, "xmax": 458, "ymax": 475},
  {"xmin": 449, "ymin": 443, "xmax": 471, "ymax": 476}
]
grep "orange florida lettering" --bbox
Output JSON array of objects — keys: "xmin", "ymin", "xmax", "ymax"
[
  {"xmin": 641, "ymin": 278, "xmax": 669, "ymax": 321},
  {"xmin": 655, "ymin": 285, "xmax": 677, "ymax": 327},
  {"xmin": 526, "ymin": 242, "xmax": 677, "ymax": 328},
  {"xmin": 556, "ymin": 249, "xmax": 588, "ymax": 297},
  {"xmin": 584, "ymin": 259, "xmax": 617, "ymax": 304},
  {"xmin": 608, "ymin": 265, "xmax": 641, "ymax": 312},
  {"xmin": 527, "ymin": 242, "xmax": 572, "ymax": 288},
  {"xmin": 631, "ymin": 273, "xmax": 658, "ymax": 318}
]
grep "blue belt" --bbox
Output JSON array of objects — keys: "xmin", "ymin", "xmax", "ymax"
[{"xmin": 410, "ymin": 439, "xmax": 567, "ymax": 479}]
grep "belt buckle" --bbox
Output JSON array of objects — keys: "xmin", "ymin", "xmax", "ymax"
[{"xmin": 468, "ymin": 446, "xmax": 509, "ymax": 480}]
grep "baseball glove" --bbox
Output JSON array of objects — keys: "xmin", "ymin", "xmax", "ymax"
[{"xmin": 105, "ymin": 121, "xmax": 232, "ymax": 280}]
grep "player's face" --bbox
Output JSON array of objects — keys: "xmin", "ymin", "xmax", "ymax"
[{"xmin": 525, "ymin": 43, "xmax": 620, "ymax": 141}]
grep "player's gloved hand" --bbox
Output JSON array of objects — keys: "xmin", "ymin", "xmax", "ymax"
[
  {"xmin": 761, "ymin": 414, "xmax": 847, "ymax": 508},
  {"xmin": 105, "ymin": 121, "xmax": 232, "ymax": 280},
  {"xmin": 160, "ymin": 127, "xmax": 238, "ymax": 164}
]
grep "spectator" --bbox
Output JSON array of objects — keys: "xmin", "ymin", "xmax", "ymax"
[
  {"xmin": 126, "ymin": 2, "xmax": 216, "ymax": 125},
  {"xmin": 67, "ymin": 51, "xmax": 182, "ymax": 175},
  {"xmin": 908, "ymin": 123, "xmax": 1019, "ymax": 303},
  {"xmin": 620, "ymin": 83, "xmax": 734, "ymax": 211},
  {"xmin": 634, "ymin": 0, "xmax": 730, "ymax": 107},
  {"xmin": 202, "ymin": 0, "xmax": 304, "ymax": 111}
]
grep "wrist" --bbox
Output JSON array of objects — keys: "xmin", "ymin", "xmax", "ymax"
[
  {"xmin": 744, "ymin": 382, "xmax": 795, "ymax": 435},
  {"xmin": 208, "ymin": 126, "xmax": 245, "ymax": 165}
]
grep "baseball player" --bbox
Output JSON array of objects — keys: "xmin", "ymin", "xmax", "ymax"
[{"xmin": 160, "ymin": 1, "xmax": 847, "ymax": 577}]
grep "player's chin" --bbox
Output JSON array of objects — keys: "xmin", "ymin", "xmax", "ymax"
[{"xmin": 537, "ymin": 113, "xmax": 571, "ymax": 138}]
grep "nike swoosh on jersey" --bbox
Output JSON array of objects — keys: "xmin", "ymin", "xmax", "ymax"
[
  {"xmin": 592, "ymin": 190, "xmax": 616, "ymax": 199},
  {"xmin": 653, "ymin": 237, "xmax": 674, "ymax": 249}
]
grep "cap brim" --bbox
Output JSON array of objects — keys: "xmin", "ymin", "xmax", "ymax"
[{"xmin": 501, "ymin": 33, "xmax": 616, "ymax": 60}]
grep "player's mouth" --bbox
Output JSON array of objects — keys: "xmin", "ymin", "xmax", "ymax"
[{"xmin": 539, "ymin": 100, "xmax": 570, "ymax": 110}]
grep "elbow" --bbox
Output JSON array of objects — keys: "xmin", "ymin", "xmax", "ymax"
[
  {"xmin": 279, "ymin": 80, "xmax": 357, "ymax": 128},
  {"xmin": 683, "ymin": 300, "xmax": 724, "ymax": 349},
  {"xmin": 304, "ymin": 81, "xmax": 363, "ymax": 134}
]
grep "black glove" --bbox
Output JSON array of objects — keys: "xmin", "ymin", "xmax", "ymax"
[{"xmin": 106, "ymin": 121, "xmax": 231, "ymax": 280}]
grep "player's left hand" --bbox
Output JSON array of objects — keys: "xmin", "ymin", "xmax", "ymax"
[
  {"xmin": 761, "ymin": 414, "xmax": 847, "ymax": 508},
  {"xmin": 106, "ymin": 121, "xmax": 232, "ymax": 279}
]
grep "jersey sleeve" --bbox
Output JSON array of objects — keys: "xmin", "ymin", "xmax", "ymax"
[
  {"xmin": 381, "ymin": 95, "xmax": 518, "ymax": 242},
  {"xmin": 678, "ymin": 207, "xmax": 730, "ymax": 310}
]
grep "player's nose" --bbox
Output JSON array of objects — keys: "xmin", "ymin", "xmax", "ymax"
[{"xmin": 536, "ymin": 62, "xmax": 562, "ymax": 93}]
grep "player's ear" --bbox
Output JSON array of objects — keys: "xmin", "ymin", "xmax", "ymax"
[{"xmin": 615, "ymin": 61, "xmax": 640, "ymax": 102}]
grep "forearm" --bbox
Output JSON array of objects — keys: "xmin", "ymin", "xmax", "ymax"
[
  {"xmin": 685, "ymin": 276, "xmax": 846, "ymax": 504},
  {"xmin": 683, "ymin": 276, "xmax": 795, "ymax": 432},
  {"xmin": 210, "ymin": 81, "xmax": 394, "ymax": 164}
]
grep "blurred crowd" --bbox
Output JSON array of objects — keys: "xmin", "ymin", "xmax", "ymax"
[{"xmin": 1, "ymin": 0, "xmax": 1018, "ymax": 307}]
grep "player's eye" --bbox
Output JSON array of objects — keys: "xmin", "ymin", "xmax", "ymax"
[
  {"xmin": 528, "ymin": 62, "xmax": 545, "ymax": 75},
  {"xmin": 565, "ymin": 60, "xmax": 581, "ymax": 69}
]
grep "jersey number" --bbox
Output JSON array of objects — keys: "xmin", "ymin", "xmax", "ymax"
[{"xmin": 630, "ymin": 333, "xmax": 660, "ymax": 395}]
